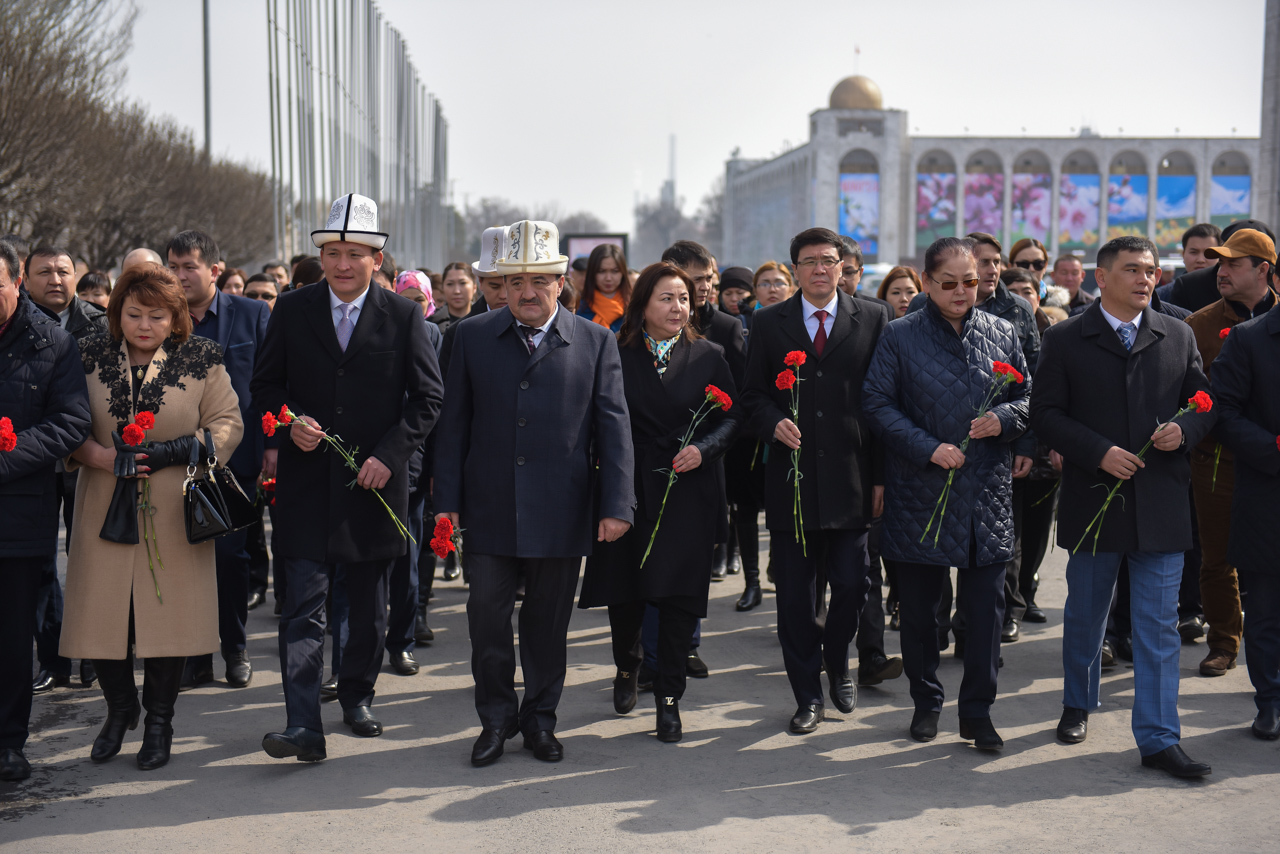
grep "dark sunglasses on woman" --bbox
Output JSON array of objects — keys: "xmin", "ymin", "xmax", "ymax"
[{"xmin": 1015, "ymin": 259, "xmax": 1047, "ymax": 271}]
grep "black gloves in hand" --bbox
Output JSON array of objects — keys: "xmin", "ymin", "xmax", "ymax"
[
  {"xmin": 112, "ymin": 432, "xmax": 138, "ymax": 477},
  {"xmin": 127, "ymin": 436, "xmax": 205, "ymax": 474}
]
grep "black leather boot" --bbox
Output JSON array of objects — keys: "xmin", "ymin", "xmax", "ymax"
[
  {"xmin": 137, "ymin": 656, "xmax": 184, "ymax": 770},
  {"xmin": 656, "ymin": 696, "xmax": 682, "ymax": 743},
  {"xmin": 90, "ymin": 658, "xmax": 140, "ymax": 762},
  {"xmin": 711, "ymin": 543, "xmax": 727, "ymax": 580}
]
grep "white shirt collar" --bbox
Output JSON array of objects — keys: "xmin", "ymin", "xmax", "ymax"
[
  {"xmin": 802, "ymin": 292, "xmax": 838, "ymax": 320},
  {"xmin": 1098, "ymin": 303, "xmax": 1142, "ymax": 332},
  {"xmin": 330, "ymin": 283, "xmax": 371, "ymax": 317},
  {"xmin": 517, "ymin": 305, "xmax": 558, "ymax": 334}
]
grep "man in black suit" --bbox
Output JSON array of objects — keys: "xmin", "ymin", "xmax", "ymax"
[
  {"xmin": 167, "ymin": 230, "xmax": 271, "ymax": 690},
  {"xmin": 742, "ymin": 226, "xmax": 891, "ymax": 733},
  {"xmin": 252, "ymin": 193, "xmax": 443, "ymax": 762},
  {"xmin": 434, "ymin": 220, "xmax": 634, "ymax": 767},
  {"xmin": 1031, "ymin": 235, "xmax": 1216, "ymax": 778}
]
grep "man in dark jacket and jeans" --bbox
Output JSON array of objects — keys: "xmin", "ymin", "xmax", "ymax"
[{"xmin": 0, "ymin": 240, "xmax": 92, "ymax": 781}]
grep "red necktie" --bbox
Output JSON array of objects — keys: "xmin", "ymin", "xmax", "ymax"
[{"xmin": 813, "ymin": 309, "xmax": 828, "ymax": 358}]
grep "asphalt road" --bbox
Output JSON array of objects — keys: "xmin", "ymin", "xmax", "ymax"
[{"xmin": 2, "ymin": 540, "xmax": 1276, "ymax": 853}]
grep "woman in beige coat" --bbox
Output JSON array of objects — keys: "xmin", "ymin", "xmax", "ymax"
[{"xmin": 61, "ymin": 264, "xmax": 242, "ymax": 771}]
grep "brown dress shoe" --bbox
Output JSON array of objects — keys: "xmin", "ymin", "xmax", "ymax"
[{"xmin": 1199, "ymin": 648, "xmax": 1237, "ymax": 677}]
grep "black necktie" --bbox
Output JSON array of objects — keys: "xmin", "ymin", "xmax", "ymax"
[{"xmin": 518, "ymin": 325, "xmax": 538, "ymax": 354}]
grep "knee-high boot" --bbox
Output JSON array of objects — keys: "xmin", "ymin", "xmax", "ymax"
[
  {"xmin": 137, "ymin": 656, "xmax": 184, "ymax": 770},
  {"xmin": 90, "ymin": 657, "xmax": 140, "ymax": 762}
]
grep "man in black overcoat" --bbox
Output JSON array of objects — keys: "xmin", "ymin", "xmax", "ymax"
[
  {"xmin": 741, "ymin": 227, "xmax": 891, "ymax": 734},
  {"xmin": 1210, "ymin": 302, "xmax": 1280, "ymax": 739},
  {"xmin": 1030, "ymin": 236, "xmax": 1216, "ymax": 778},
  {"xmin": 251, "ymin": 193, "xmax": 443, "ymax": 762},
  {"xmin": 434, "ymin": 220, "xmax": 634, "ymax": 767}
]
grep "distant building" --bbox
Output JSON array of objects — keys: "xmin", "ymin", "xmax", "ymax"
[{"xmin": 723, "ymin": 75, "xmax": 1259, "ymax": 268}]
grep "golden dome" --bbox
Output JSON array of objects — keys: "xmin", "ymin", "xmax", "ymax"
[{"xmin": 828, "ymin": 75, "xmax": 883, "ymax": 110}]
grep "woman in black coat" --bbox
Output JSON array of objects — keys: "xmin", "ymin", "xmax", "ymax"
[
  {"xmin": 579, "ymin": 262, "xmax": 739, "ymax": 743},
  {"xmin": 863, "ymin": 237, "xmax": 1030, "ymax": 749}
]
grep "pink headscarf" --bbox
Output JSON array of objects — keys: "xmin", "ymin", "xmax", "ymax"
[{"xmin": 394, "ymin": 270, "xmax": 435, "ymax": 316}]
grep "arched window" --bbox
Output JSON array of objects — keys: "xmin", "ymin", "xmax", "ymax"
[
  {"xmin": 963, "ymin": 150, "xmax": 1003, "ymax": 237},
  {"xmin": 1059, "ymin": 151, "xmax": 1101, "ymax": 252},
  {"xmin": 1011, "ymin": 151, "xmax": 1052, "ymax": 244},
  {"xmin": 1211, "ymin": 151, "xmax": 1251, "ymax": 227},
  {"xmin": 916, "ymin": 150, "xmax": 957, "ymax": 249},
  {"xmin": 1108, "ymin": 151, "xmax": 1149, "ymax": 239},
  {"xmin": 1156, "ymin": 152, "xmax": 1197, "ymax": 250},
  {"xmin": 838, "ymin": 149, "xmax": 879, "ymax": 260}
]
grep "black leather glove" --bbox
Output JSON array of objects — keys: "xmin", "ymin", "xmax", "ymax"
[
  {"xmin": 112, "ymin": 432, "xmax": 138, "ymax": 478},
  {"xmin": 129, "ymin": 436, "xmax": 204, "ymax": 474}
]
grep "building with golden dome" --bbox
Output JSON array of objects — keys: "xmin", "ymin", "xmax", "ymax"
[{"xmin": 723, "ymin": 75, "xmax": 1259, "ymax": 267}]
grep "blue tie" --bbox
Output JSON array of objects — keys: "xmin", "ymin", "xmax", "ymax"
[{"xmin": 1118, "ymin": 321, "xmax": 1136, "ymax": 351}]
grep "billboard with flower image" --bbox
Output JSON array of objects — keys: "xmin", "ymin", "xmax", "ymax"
[
  {"xmin": 1155, "ymin": 175, "xmax": 1196, "ymax": 251},
  {"xmin": 963, "ymin": 172, "xmax": 1003, "ymax": 237},
  {"xmin": 1210, "ymin": 176, "xmax": 1251, "ymax": 228},
  {"xmin": 839, "ymin": 173, "xmax": 879, "ymax": 258},
  {"xmin": 916, "ymin": 172, "xmax": 957, "ymax": 250},
  {"xmin": 1010, "ymin": 173, "xmax": 1052, "ymax": 244},
  {"xmin": 1107, "ymin": 174, "xmax": 1149, "ymax": 239},
  {"xmin": 1058, "ymin": 174, "xmax": 1100, "ymax": 252}
]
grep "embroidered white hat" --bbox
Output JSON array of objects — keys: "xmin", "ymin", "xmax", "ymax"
[
  {"xmin": 495, "ymin": 220, "xmax": 569, "ymax": 276},
  {"xmin": 472, "ymin": 226, "xmax": 509, "ymax": 278},
  {"xmin": 311, "ymin": 193, "xmax": 389, "ymax": 250}
]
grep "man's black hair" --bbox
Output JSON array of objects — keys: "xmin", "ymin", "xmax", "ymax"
[
  {"xmin": 660, "ymin": 240, "xmax": 714, "ymax": 271},
  {"xmin": 23, "ymin": 245, "xmax": 73, "ymax": 277},
  {"xmin": 166, "ymin": 230, "xmax": 220, "ymax": 266}
]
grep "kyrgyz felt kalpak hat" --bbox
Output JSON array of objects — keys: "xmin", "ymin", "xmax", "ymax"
[
  {"xmin": 495, "ymin": 220, "xmax": 569, "ymax": 276},
  {"xmin": 472, "ymin": 226, "xmax": 509, "ymax": 279},
  {"xmin": 311, "ymin": 193, "xmax": 389, "ymax": 251}
]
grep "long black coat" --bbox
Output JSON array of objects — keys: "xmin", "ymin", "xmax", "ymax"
[
  {"xmin": 433, "ymin": 306, "xmax": 635, "ymax": 558},
  {"xmin": 1030, "ymin": 302, "xmax": 1215, "ymax": 553},
  {"xmin": 579, "ymin": 336, "xmax": 739, "ymax": 613},
  {"xmin": 695, "ymin": 303, "xmax": 747, "ymax": 386},
  {"xmin": 741, "ymin": 289, "xmax": 891, "ymax": 532},
  {"xmin": 863, "ymin": 301, "xmax": 1030, "ymax": 568},
  {"xmin": 250, "ymin": 281, "xmax": 444, "ymax": 563},
  {"xmin": 0, "ymin": 295, "xmax": 91, "ymax": 556},
  {"xmin": 1210, "ymin": 305, "xmax": 1280, "ymax": 575}
]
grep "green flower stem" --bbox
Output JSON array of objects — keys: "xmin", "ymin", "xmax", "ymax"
[
  {"xmin": 1211, "ymin": 442, "xmax": 1222, "ymax": 492},
  {"xmin": 641, "ymin": 399, "xmax": 717, "ymax": 567}
]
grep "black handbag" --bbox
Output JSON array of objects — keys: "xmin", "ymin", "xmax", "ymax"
[{"xmin": 184, "ymin": 429, "xmax": 256, "ymax": 544}]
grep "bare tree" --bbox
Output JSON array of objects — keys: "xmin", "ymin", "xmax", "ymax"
[{"xmin": 695, "ymin": 175, "xmax": 725, "ymax": 261}]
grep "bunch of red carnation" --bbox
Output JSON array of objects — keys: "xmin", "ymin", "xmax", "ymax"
[
  {"xmin": 992, "ymin": 361, "xmax": 1025, "ymax": 384},
  {"xmin": 261, "ymin": 406, "xmax": 294, "ymax": 437},
  {"xmin": 431, "ymin": 516, "xmax": 459, "ymax": 559},
  {"xmin": 704, "ymin": 384, "xmax": 732, "ymax": 411},
  {"xmin": 122, "ymin": 411, "xmax": 155, "ymax": 446},
  {"xmin": 0, "ymin": 417, "xmax": 16, "ymax": 453}
]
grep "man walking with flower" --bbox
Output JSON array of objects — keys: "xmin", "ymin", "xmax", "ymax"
[
  {"xmin": 1030, "ymin": 236, "xmax": 1216, "ymax": 778},
  {"xmin": 741, "ymin": 227, "xmax": 891, "ymax": 735}
]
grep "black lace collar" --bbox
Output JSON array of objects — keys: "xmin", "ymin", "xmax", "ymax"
[{"xmin": 79, "ymin": 333, "xmax": 223, "ymax": 432}]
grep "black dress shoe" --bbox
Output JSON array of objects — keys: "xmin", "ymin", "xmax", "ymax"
[
  {"xmin": 471, "ymin": 725, "xmax": 518, "ymax": 766},
  {"xmin": 136, "ymin": 719, "xmax": 173, "ymax": 771},
  {"xmin": 80, "ymin": 660, "xmax": 97, "ymax": 688},
  {"xmin": 263, "ymin": 726, "xmax": 327, "ymax": 762},
  {"xmin": 959, "ymin": 717, "xmax": 1004, "ymax": 750},
  {"xmin": 91, "ymin": 697, "xmax": 141, "ymax": 762},
  {"xmin": 656, "ymin": 697, "xmax": 682, "ymax": 743},
  {"xmin": 224, "ymin": 650, "xmax": 252, "ymax": 688},
  {"xmin": 1002, "ymin": 619, "xmax": 1020, "ymax": 643},
  {"xmin": 247, "ymin": 589, "xmax": 266, "ymax": 611},
  {"xmin": 1101, "ymin": 640, "xmax": 1117, "ymax": 668},
  {"xmin": 910, "ymin": 708, "xmax": 940, "ymax": 742},
  {"xmin": 828, "ymin": 673, "xmax": 857, "ymax": 714},
  {"xmin": 273, "ymin": 598, "xmax": 283, "ymax": 616},
  {"xmin": 736, "ymin": 584, "xmax": 762, "ymax": 612},
  {"xmin": 0, "ymin": 748, "xmax": 31, "ymax": 781},
  {"xmin": 389, "ymin": 650, "xmax": 420, "ymax": 676},
  {"xmin": 613, "ymin": 669, "xmax": 638, "ymax": 715},
  {"xmin": 320, "ymin": 675, "xmax": 339, "ymax": 702},
  {"xmin": 1057, "ymin": 707, "xmax": 1088, "ymax": 744},
  {"xmin": 726, "ymin": 551, "xmax": 742, "ymax": 575},
  {"xmin": 179, "ymin": 658, "xmax": 214, "ymax": 692},
  {"xmin": 1141, "ymin": 744, "xmax": 1211, "ymax": 778},
  {"xmin": 636, "ymin": 665, "xmax": 655, "ymax": 692},
  {"xmin": 343, "ymin": 705, "xmax": 383, "ymax": 737},
  {"xmin": 1252, "ymin": 707, "xmax": 1280, "ymax": 741},
  {"xmin": 443, "ymin": 553, "xmax": 461, "ymax": 581},
  {"xmin": 711, "ymin": 544, "xmax": 727, "ymax": 580},
  {"xmin": 858, "ymin": 653, "xmax": 903, "ymax": 686},
  {"xmin": 1116, "ymin": 636, "xmax": 1134, "ymax": 662},
  {"xmin": 32, "ymin": 670, "xmax": 70, "ymax": 694},
  {"xmin": 524, "ymin": 729, "xmax": 564, "ymax": 762},
  {"xmin": 1178, "ymin": 614, "xmax": 1207, "ymax": 644},
  {"xmin": 789, "ymin": 704, "xmax": 824, "ymax": 734},
  {"xmin": 686, "ymin": 653, "xmax": 709, "ymax": 679},
  {"xmin": 1023, "ymin": 603, "xmax": 1047, "ymax": 623},
  {"xmin": 414, "ymin": 610, "xmax": 435, "ymax": 644}
]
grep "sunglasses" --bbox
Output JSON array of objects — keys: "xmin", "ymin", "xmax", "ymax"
[
  {"xmin": 932, "ymin": 277, "xmax": 980, "ymax": 291},
  {"xmin": 1015, "ymin": 259, "xmax": 1047, "ymax": 271},
  {"xmin": 244, "ymin": 291, "xmax": 276, "ymax": 300}
]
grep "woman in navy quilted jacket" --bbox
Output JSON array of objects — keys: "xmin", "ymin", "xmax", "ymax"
[{"xmin": 863, "ymin": 237, "xmax": 1030, "ymax": 750}]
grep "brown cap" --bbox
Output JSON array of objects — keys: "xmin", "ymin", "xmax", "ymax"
[{"xmin": 1205, "ymin": 228, "xmax": 1277, "ymax": 265}]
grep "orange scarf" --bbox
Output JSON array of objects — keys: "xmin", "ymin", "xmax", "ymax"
[{"xmin": 590, "ymin": 290, "xmax": 626, "ymax": 328}]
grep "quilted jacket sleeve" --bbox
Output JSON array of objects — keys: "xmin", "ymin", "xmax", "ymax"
[{"xmin": 862, "ymin": 321, "xmax": 943, "ymax": 470}]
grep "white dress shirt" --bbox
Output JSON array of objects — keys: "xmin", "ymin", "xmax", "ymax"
[
  {"xmin": 518, "ymin": 305, "xmax": 558, "ymax": 349},
  {"xmin": 1098, "ymin": 303, "xmax": 1142, "ymax": 334},
  {"xmin": 802, "ymin": 293, "xmax": 838, "ymax": 342},
  {"xmin": 329, "ymin": 284, "xmax": 371, "ymax": 330}
]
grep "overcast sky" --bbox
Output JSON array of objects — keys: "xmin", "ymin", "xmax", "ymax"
[{"xmin": 123, "ymin": 0, "xmax": 1267, "ymax": 234}]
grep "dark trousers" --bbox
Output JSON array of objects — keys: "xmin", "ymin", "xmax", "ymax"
[
  {"xmin": 1, "ymin": 557, "xmax": 43, "ymax": 750},
  {"xmin": 386, "ymin": 487, "xmax": 428, "ymax": 655},
  {"xmin": 855, "ymin": 518, "xmax": 887, "ymax": 663},
  {"xmin": 731, "ymin": 499, "xmax": 762, "ymax": 585},
  {"xmin": 466, "ymin": 554, "xmax": 580, "ymax": 735},
  {"xmin": 34, "ymin": 471, "xmax": 75, "ymax": 676},
  {"xmin": 1017, "ymin": 478, "xmax": 1058, "ymax": 608},
  {"xmin": 214, "ymin": 525, "xmax": 250, "ymax": 653},
  {"xmin": 771, "ymin": 528, "xmax": 871, "ymax": 707},
  {"xmin": 609, "ymin": 598, "xmax": 700, "ymax": 701},
  {"xmin": 1192, "ymin": 455, "xmax": 1239, "ymax": 651},
  {"xmin": 641, "ymin": 605, "xmax": 701, "ymax": 668},
  {"xmin": 247, "ymin": 511, "xmax": 270, "ymax": 595},
  {"xmin": 1240, "ymin": 569, "xmax": 1280, "ymax": 713},
  {"xmin": 277, "ymin": 556, "xmax": 391, "ymax": 732},
  {"xmin": 899, "ymin": 559, "xmax": 1005, "ymax": 718}
]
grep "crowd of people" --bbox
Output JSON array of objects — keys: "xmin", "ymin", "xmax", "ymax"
[{"xmin": 1, "ymin": 192, "xmax": 1277, "ymax": 785}]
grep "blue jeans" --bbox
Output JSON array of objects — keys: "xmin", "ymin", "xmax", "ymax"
[{"xmin": 1063, "ymin": 550, "xmax": 1182, "ymax": 755}]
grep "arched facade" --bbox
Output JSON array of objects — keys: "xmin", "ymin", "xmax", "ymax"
[{"xmin": 838, "ymin": 149, "xmax": 881, "ymax": 260}]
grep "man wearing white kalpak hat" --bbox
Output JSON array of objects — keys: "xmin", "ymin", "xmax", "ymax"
[
  {"xmin": 434, "ymin": 220, "xmax": 635, "ymax": 766},
  {"xmin": 251, "ymin": 193, "xmax": 444, "ymax": 762}
]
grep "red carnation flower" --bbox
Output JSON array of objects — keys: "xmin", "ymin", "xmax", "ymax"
[
  {"xmin": 1189, "ymin": 391, "xmax": 1213, "ymax": 414},
  {"xmin": 262, "ymin": 412, "xmax": 278, "ymax": 437},
  {"xmin": 122, "ymin": 423, "xmax": 145, "ymax": 445},
  {"xmin": 704, "ymin": 384, "xmax": 733, "ymax": 411},
  {"xmin": 0, "ymin": 431, "xmax": 15, "ymax": 452},
  {"xmin": 134, "ymin": 411, "xmax": 155, "ymax": 430},
  {"xmin": 261, "ymin": 478, "xmax": 276, "ymax": 491},
  {"xmin": 0, "ymin": 417, "xmax": 12, "ymax": 433},
  {"xmin": 278, "ymin": 406, "xmax": 293, "ymax": 426},
  {"xmin": 1219, "ymin": 328, "xmax": 1230, "ymax": 339},
  {"xmin": 775, "ymin": 370, "xmax": 796, "ymax": 391},
  {"xmin": 431, "ymin": 516, "xmax": 457, "ymax": 559},
  {"xmin": 784, "ymin": 350, "xmax": 807, "ymax": 368}
]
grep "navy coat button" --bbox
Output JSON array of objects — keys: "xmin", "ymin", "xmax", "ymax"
[
  {"xmin": 817, "ymin": 410, "xmax": 823, "ymax": 418},
  {"xmin": 520, "ymin": 380, "xmax": 529, "ymax": 389},
  {"xmin": 518, "ymin": 418, "xmax": 526, "ymax": 427},
  {"xmin": 335, "ymin": 406, "xmax": 343, "ymax": 415},
  {"xmin": 816, "ymin": 370, "xmax": 823, "ymax": 378},
  {"xmin": 517, "ymin": 456, "xmax": 525, "ymax": 465},
  {"xmin": 818, "ymin": 450, "xmax": 825, "ymax": 457},
  {"xmin": 337, "ymin": 369, "xmax": 345, "ymax": 376}
]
